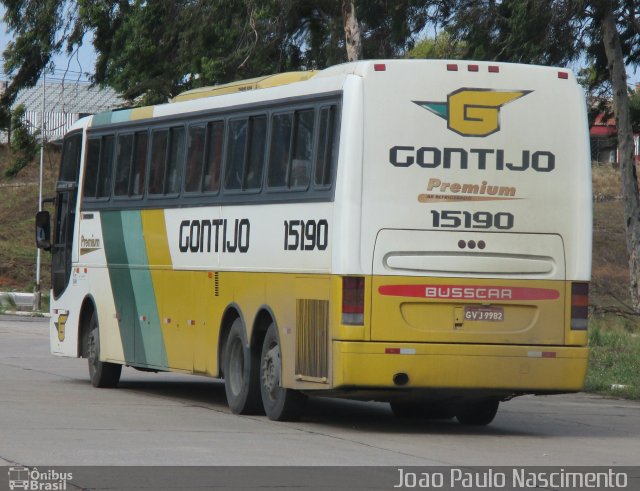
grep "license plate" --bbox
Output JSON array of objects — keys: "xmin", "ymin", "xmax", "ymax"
[{"xmin": 464, "ymin": 306, "xmax": 504, "ymax": 322}]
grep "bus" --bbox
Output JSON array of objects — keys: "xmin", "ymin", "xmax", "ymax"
[{"xmin": 36, "ymin": 60, "xmax": 591, "ymax": 425}]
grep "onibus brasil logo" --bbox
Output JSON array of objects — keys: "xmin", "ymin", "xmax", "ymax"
[
  {"xmin": 414, "ymin": 88, "xmax": 531, "ymax": 137},
  {"xmin": 8, "ymin": 467, "xmax": 72, "ymax": 490}
]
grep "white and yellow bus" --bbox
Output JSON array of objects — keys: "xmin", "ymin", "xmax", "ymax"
[{"xmin": 36, "ymin": 60, "xmax": 591, "ymax": 425}]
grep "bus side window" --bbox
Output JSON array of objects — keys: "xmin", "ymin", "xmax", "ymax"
[
  {"xmin": 130, "ymin": 131, "xmax": 148, "ymax": 197},
  {"xmin": 185, "ymin": 124, "xmax": 206, "ymax": 193},
  {"xmin": 225, "ymin": 119, "xmax": 247, "ymax": 191},
  {"xmin": 149, "ymin": 130, "xmax": 169, "ymax": 195},
  {"xmin": 245, "ymin": 115, "xmax": 267, "ymax": 190},
  {"xmin": 96, "ymin": 136, "xmax": 114, "ymax": 198},
  {"xmin": 268, "ymin": 113, "xmax": 293, "ymax": 188},
  {"xmin": 315, "ymin": 105, "xmax": 337, "ymax": 189},
  {"xmin": 59, "ymin": 133, "xmax": 82, "ymax": 182},
  {"xmin": 83, "ymin": 138, "xmax": 100, "ymax": 198},
  {"xmin": 166, "ymin": 126, "xmax": 185, "ymax": 195},
  {"xmin": 203, "ymin": 121, "xmax": 224, "ymax": 193},
  {"xmin": 291, "ymin": 109, "xmax": 314, "ymax": 189},
  {"xmin": 114, "ymin": 134, "xmax": 134, "ymax": 197}
]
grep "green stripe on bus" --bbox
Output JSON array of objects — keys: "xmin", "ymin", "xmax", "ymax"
[
  {"xmin": 92, "ymin": 109, "xmax": 133, "ymax": 127},
  {"xmin": 120, "ymin": 211, "xmax": 168, "ymax": 368},
  {"xmin": 110, "ymin": 109, "xmax": 133, "ymax": 124},
  {"xmin": 101, "ymin": 211, "xmax": 137, "ymax": 363}
]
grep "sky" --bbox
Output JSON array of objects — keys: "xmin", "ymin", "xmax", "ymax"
[{"xmin": 0, "ymin": 5, "xmax": 94, "ymax": 84}]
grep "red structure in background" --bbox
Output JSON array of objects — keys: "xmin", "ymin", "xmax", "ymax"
[{"xmin": 590, "ymin": 112, "xmax": 640, "ymax": 163}]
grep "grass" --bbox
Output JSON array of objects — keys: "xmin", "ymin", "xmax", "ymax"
[
  {"xmin": 587, "ymin": 164, "xmax": 640, "ymax": 400},
  {"xmin": 0, "ymin": 144, "xmax": 58, "ymax": 293},
  {"xmin": 585, "ymin": 316, "xmax": 640, "ymax": 399}
]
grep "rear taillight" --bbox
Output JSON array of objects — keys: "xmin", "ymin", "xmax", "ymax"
[
  {"xmin": 571, "ymin": 282, "xmax": 589, "ymax": 330},
  {"xmin": 342, "ymin": 276, "xmax": 365, "ymax": 325}
]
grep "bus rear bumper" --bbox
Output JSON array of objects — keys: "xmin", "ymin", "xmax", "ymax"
[{"xmin": 332, "ymin": 341, "xmax": 588, "ymax": 393}]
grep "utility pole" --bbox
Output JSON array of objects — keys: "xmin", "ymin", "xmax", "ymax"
[{"xmin": 34, "ymin": 74, "xmax": 45, "ymax": 312}]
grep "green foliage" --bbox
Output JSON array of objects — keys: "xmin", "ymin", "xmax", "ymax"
[
  {"xmin": 406, "ymin": 31, "xmax": 466, "ymax": 59},
  {"xmin": 0, "ymin": 0, "xmax": 66, "ymax": 112},
  {"xmin": 443, "ymin": 1, "xmax": 639, "ymax": 77},
  {"xmin": 7, "ymin": 104, "xmax": 39, "ymax": 178},
  {"xmin": 293, "ymin": 1, "xmax": 440, "ymax": 68},
  {"xmin": 1, "ymin": 0, "xmax": 445, "ymax": 106}
]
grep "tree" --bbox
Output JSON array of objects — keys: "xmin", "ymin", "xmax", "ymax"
[
  {"xmin": 406, "ymin": 31, "xmax": 466, "ymax": 59},
  {"xmin": 1, "ymin": 1, "xmax": 446, "ymax": 110},
  {"xmin": 1, "ymin": 0, "xmax": 305, "ymax": 107},
  {"xmin": 342, "ymin": 1, "xmax": 363, "ymax": 61},
  {"xmin": 444, "ymin": 0, "xmax": 640, "ymax": 310},
  {"xmin": 6, "ymin": 104, "xmax": 39, "ymax": 178}
]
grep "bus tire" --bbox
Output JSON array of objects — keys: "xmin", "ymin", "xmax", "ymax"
[
  {"xmin": 260, "ymin": 323, "xmax": 306, "ymax": 421},
  {"xmin": 223, "ymin": 318, "xmax": 263, "ymax": 415},
  {"xmin": 455, "ymin": 399, "xmax": 499, "ymax": 426},
  {"xmin": 87, "ymin": 311, "xmax": 121, "ymax": 388}
]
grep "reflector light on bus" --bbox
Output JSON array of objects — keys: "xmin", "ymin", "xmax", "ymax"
[
  {"xmin": 468, "ymin": 64, "xmax": 479, "ymax": 72},
  {"xmin": 527, "ymin": 351, "xmax": 557, "ymax": 358},
  {"xmin": 558, "ymin": 71, "xmax": 569, "ymax": 79},
  {"xmin": 570, "ymin": 282, "xmax": 589, "ymax": 330},
  {"xmin": 488, "ymin": 65, "xmax": 500, "ymax": 73},
  {"xmin": 374, "ymin": 64, "xmax": 386, "ymax": 71},
  {"xmin": 385, "ymin": 348, "xmax": 416, "ymax": 355},
  {"xmin": 447, "ymin": 64, "xmax": 458, "ymax": 71},
  {"xmin": 342, "ymin": 276, "xmax": 365, "ymax": 325}
]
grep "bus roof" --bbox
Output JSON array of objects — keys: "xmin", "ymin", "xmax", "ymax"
[
  {"xmin": 85, "ymin": 60, "xmax": 575, "ymax": 131},
  {"xmin": 171, "ymin": 71, "xmax": 318, "ymax": 103}
]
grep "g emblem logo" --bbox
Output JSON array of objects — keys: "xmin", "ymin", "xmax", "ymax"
[
  {"xmin": 56, "ymin": 313, "xmax": 68, "ymax": 342},
  {"xmin": 414, "ymin": 88, "xmax": 531, "ymax": 137}
]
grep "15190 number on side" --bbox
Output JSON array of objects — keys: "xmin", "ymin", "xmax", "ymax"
[{"xmin": 284, "ymin": 219, "xmax": 329, "ymax": 251}]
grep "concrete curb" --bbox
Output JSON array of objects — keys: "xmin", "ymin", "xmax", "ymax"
[{"xmin": 0, "ymin": 310, "xmax": 50, "ymax": 318}]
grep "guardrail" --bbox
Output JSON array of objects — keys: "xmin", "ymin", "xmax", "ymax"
[{"xmin": 0, "ymin": 291, "xmax": 35, "ymax": 310}]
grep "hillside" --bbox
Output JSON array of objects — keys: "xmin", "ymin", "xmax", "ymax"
[{"xmin": 0, "ymin": 144, "xmax": 58, "ymax": 292}]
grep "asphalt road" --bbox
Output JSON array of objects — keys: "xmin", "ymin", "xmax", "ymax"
[{"xmin": 1, "ymin": 313, "xmax": 639, "ymax": 471}]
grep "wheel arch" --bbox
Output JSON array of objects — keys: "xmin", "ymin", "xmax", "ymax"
[
  {"xmin": 218, "ymin": 303, "xmax": 244, "ymax": 377},
  {"xmin": 77, "ymin": 295, "xmax": 97, "ymax": 358},
  {"xmin": 250, "ymin": 306, "xmax": 278, "ymax": 360}
]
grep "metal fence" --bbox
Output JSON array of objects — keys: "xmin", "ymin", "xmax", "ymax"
[{"xmin": 0, "ymin": 80, "xmax": 123, "ymax": 144}]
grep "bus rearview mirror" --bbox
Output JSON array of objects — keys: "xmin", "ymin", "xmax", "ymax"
[{"xmin": 35, "ymin": 210, "xmax": 51, "ymax": 251}]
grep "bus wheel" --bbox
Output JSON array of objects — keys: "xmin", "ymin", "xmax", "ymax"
[
  {"xmin": 260, "ymin": 323, "xmax": 306, "ymax": 421},
  {"xmin": 390, "ymin": 402, "xmax": 454, "ymax": 420},
  {"xmin": 87, "ymin": 311, "xmax": 122, "ymax": 388},
  {"xmin": 455, "ymin": 399, "xmax": 499, "ymax": 426},
  {"xmin": 223, "ymin": 318, "xmax": 262, "ymax": 414}
]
